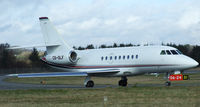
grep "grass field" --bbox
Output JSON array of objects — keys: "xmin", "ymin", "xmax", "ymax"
[
  {"xmin": 0, "ymin": 86, "xmax": 199, "ymax": 107},
  {"xmin": 1, "ymin": 72, "xmax": 200, "ymax": 106}
]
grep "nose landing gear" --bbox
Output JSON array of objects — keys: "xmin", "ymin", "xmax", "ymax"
[
  {"xmin": 165, "ymin": 81, "xmax": 171, "ymax": 86},
  {"xmin": 165, "ymin": 72, "xmax": 171, "ymax": 86}
]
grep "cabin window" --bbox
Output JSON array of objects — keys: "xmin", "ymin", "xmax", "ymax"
[
  {"xmin": 131, "ymin": 55, "xmax": 134, "ymax": 59},
  {"xmin": 123, "ymin": 55, "xmax": 125, "ymax": 59},
  {"xmin": 101, "ymin": 56, "xmax": 104, "ymax": 60},
  {"xmin": 160, "ymin": 50, "xmax": 166, "ymax": 55},
  {"xmin": 170, "ymin": 50, "xmax": 178, "ymax": 55},
  {"xmin": 127, "ymin": 55, "xmax": 130, "ymax": 59},
  {"xmin": 119, "ymin": 56, "xmax": 121, "ymax": 60},
  {"xmin": 136, "ymin": 55, "xmax": 138, "ymax": 59},
  {"xmin": 105, "ymin": 56, "xmax": 108, "ymax": 60},
  {"xmin": 110, "ymin": 56, "xmax": 112, "ymax": 60},
  {"xmin": 166, "ymin": 50, "xmax": 171, "ymax": 55},
  {"xmin": 115, "ymin": 56, "xmax": 117, "ymax": 60}
]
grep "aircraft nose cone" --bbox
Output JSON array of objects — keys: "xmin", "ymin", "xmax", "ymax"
[
  {"xmin": 189, "ymin": 58, "xmax": 199, "ymax": 68},
  {"xmin": 192, "ymin": 60, "xmax": 199, "ymax": 67},
  {"xmin": 181, "ymin": 56, "xmax": 199, "ymax": 69}
]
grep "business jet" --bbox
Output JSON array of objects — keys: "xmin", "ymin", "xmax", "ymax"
[{"xmin": 10, "ymin": 17, "xmax": 199, "ymax": 87}]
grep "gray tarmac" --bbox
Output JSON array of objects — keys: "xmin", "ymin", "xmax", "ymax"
[
  {"xmin": 0, "ymin": 70, "xmax": 200, "ymax": 90},
  {"xmin": 0, "ymin": 75, "xmax": 119, "ymax": 90}
]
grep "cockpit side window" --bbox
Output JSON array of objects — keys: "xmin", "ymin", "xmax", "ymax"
[
  {"xmin": 176, "ymin": 50, "xmax": 182, "ymax": 54},
  {"xmin": 166, "ymin": 50, "xmax": 171, "ymax": 55},
  {"xmin": 160, "ymin": 50, "xmax": 166, "ymax": 55},
  {"xmin": 170, "ymin": 50, "xmax": 178, "ymax": 55}
]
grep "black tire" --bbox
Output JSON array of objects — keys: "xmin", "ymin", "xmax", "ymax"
[
  {"xmin": 122, "ymin": 81, "xmax": 127, "ymax": 87},
  {"xmin": 118, "ymin": 80, "xmax": 127, "ymax": 87},
  {"xmin": 165, "ymin": 81, "xmax": 171, "ymax": 86},
  {"xmin": 118, "ymin": 80, "xmax": 123, "ymax": 86},
  {"xmin": 86, "ymin": 80, "xmax": 94, "ymax": 87}
]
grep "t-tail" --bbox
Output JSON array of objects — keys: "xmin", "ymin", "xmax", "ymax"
[{"xmin": 39, "ymin": 17, "xmax": 78, "ymax": 64}]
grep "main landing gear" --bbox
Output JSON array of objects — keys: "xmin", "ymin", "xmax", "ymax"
[
  {"xmin": 118, "ymin": 76, "xmax": 128, "ymax": 87},
  {"xmin": 84, "ymin": 76, "xmax": 128, "ymax": 87},
  {"xmin": 84, "ymin": 76, "xmax": 94, "ymax": 87}
]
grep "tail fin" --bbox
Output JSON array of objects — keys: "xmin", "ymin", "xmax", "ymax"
[{"xmin": 39, "ymin": 17, "xmax": 72, "ymax": 54}]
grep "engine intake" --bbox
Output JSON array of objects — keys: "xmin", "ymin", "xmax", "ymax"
[{"xmin": 69, "ymin": 51, "xmax": 78, "ymax": 63}]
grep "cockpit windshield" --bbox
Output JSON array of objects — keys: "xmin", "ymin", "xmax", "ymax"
[
  {"xmin": 160, "ymin": 50, "xmax": 182, "ymax": 55},
  {"xmin": 166, "ymin": 50, "xmax": 171, "ymax": 55},
  {"xmin": 170, "ymin": 50, "xmax": 178, "ymax": 55}
]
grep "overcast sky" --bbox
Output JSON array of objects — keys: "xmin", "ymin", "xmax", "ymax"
[{"xmin": 1, "ymin": 0, "xmax": 200, "ymax": 47}]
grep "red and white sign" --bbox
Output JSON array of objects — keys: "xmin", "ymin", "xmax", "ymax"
[{"xmin": 169, "ymin": 74, "xmax": 183, "ymax": 81}]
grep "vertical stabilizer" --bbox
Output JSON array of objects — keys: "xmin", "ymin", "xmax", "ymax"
[{"xmin": 39, "ymin": 17, "xmax": 72, "ymax": 54}]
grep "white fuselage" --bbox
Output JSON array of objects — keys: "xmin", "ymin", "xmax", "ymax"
[{"xmin": 43, "ymin": 46, "xmax": 198, "ymax": 77}]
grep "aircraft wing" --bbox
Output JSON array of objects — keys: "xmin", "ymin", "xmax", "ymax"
[
  {"xmin": 7, "ymin": 69, "xmax": 119, "ymax": 78},
  {"xmin": 10, "ymin": 72, "xmax": 88, "ymax": 78}
]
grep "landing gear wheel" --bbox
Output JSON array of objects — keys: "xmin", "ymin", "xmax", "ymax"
[
  {"xmin": 119, "ymin": 80, "xmax": 123, "ymax": 86},
  {"xmin": 165, "ymin": 81, "xmax": 171, "ymax": 86},
  {"xmin": 86, "ymin": 80, "xmax": 94, "ymax": 87},
  {"xmin": 118, "ymin": 80, "xmax": 127, "ymax": 87},
  {"xmin": 122, "ymin": 81, "xmax": 127, "ymax": 87}
]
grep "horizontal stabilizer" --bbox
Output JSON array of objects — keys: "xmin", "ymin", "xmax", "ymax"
[{"xmin": 7, "ymin": 44, "xmax": 60, "ymax": 49}]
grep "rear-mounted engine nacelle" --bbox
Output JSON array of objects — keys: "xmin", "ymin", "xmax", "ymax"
[
  {"xmin": 44, "ymin": 51, "xmax": 78, "ymax": 65},
  {"xmin": 68, "ymin": 51, "xmax": 78, "ymax": 63}
]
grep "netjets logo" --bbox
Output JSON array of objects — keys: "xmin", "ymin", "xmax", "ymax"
[{"xmin": 44, "ymin": 22, "xmax": 47, "ymax": 24}]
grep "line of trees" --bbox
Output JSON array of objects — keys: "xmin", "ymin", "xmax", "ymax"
[
  {"xmin": 73, "ymin": 43, "xmax": 139, "ymax": 50},
  {"xmin": 0, "ymin": 43, "xmax": 45, "ymax": 70},
  {"xmin": 0, "ymin": 43, "xmax": 16, "ymax": 69}
]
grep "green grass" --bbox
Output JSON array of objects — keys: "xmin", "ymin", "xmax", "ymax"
[{"xmin": 0, "ymin": 87, "xmax": 199, "ymax": 107}]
